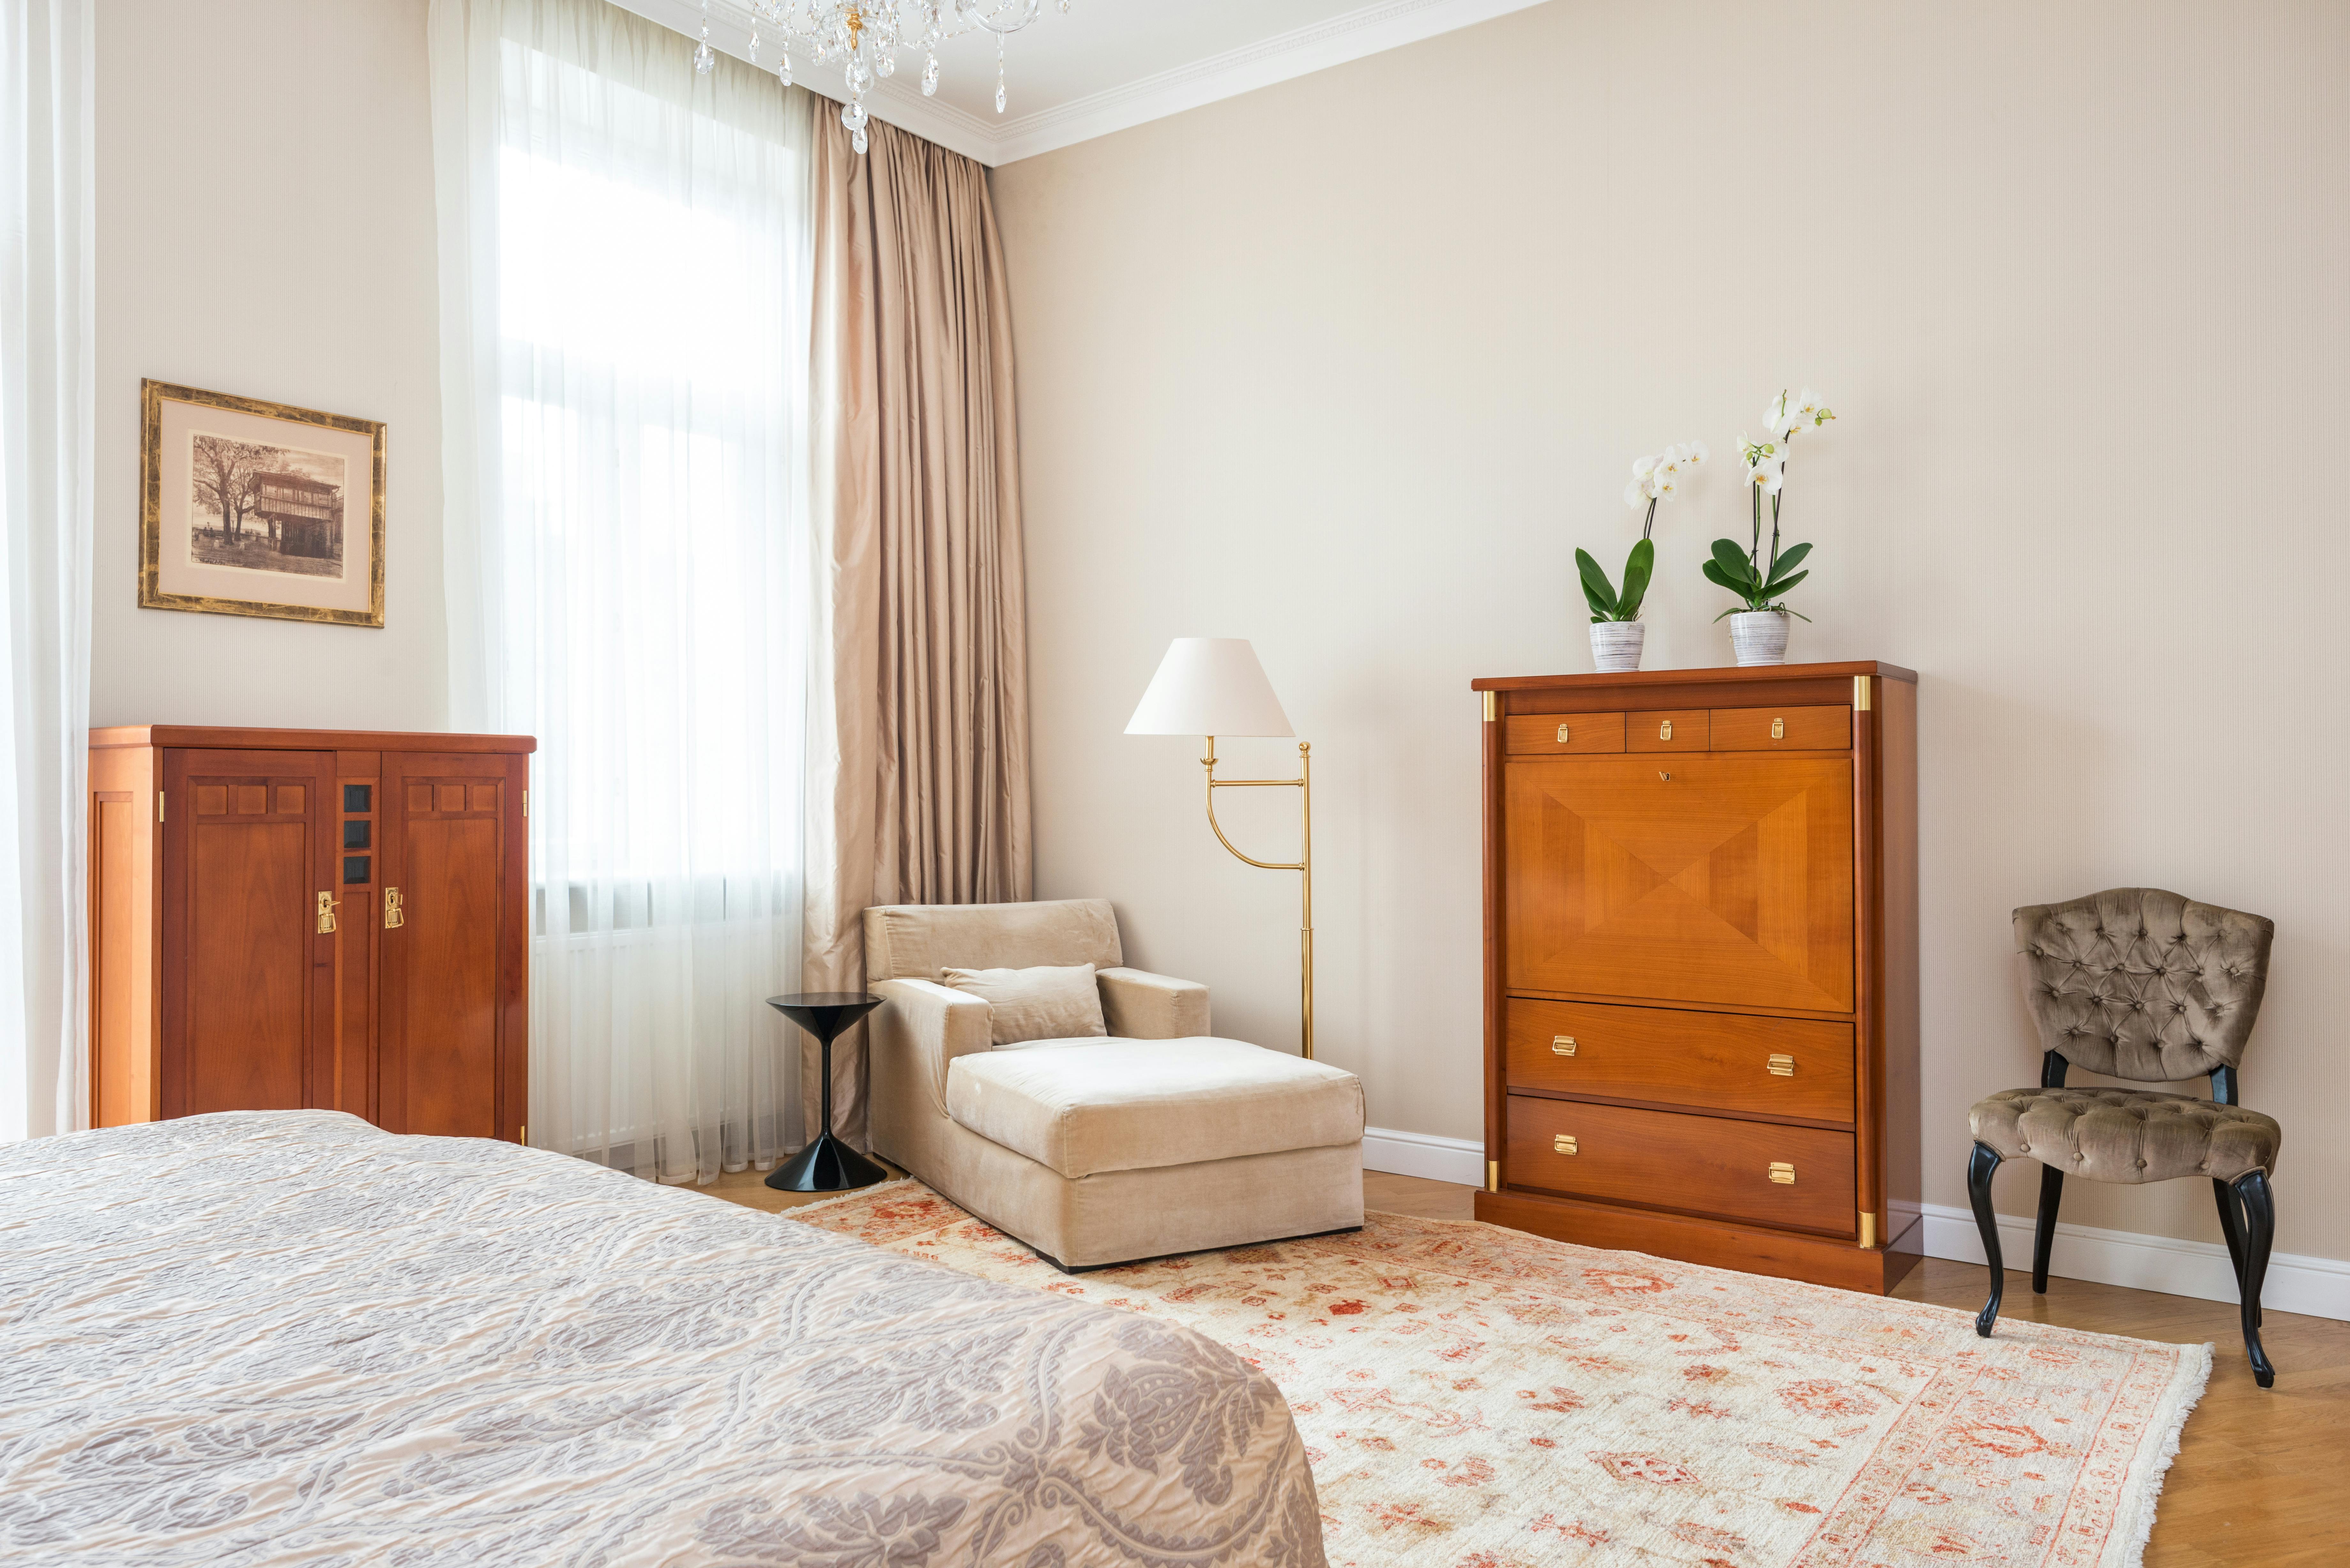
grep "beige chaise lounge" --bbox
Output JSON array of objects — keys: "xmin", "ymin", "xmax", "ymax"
[{"xmin": 864, "ymin": 899, "xmax": 1365, "ymax": 1269}]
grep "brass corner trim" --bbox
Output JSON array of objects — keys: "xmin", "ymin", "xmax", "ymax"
[
  {"xmin": 1859, "ymin": 1210, "xmax": 1879, "ymax": 1248},
  {"xmin": 1481, "ymin": 690, "xmax": 1498, "ymax": 722},
  {"xmin": 1853, "ymin": 674, "xmax": 1872, "ymax": 711},
  {"xmin": 1485, "ymin": 1159, "xmax": 1499, "ymax": 1192}
]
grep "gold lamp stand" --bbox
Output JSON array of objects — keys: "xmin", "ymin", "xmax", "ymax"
[{"xmin": 1200, "ymin": 737, "xmax": 1313, "ymax": 1060}]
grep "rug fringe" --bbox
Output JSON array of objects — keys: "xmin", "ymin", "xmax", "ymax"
[
  {"xmin": 2106, "ymin": 1338, "xmax": 2213, "ymax": 1568},
  {"xmin": 782, "ymin": 1176, "xmax": 924, "ymax": 1218}
]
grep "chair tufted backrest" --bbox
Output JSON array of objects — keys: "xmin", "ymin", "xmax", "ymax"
[{"xmin": 2013, "ymin": 888, "xmax": 2273, "ymax": 1081}]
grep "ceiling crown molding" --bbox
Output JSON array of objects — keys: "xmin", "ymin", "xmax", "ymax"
[
  {"xmin": 938, "ymin": 0, "xmax": 1551, "ymax": 165},
  {"xmin": 616, "ymin": 0, "xmax": 1550, "ymax": 167}
]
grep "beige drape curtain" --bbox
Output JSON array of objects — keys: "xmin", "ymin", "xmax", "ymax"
[{"xmin": 803, "ymin": 112, "xmax": 1033, "ymax": 1148}]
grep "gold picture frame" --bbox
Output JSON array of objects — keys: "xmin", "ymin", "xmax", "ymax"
[{"xmin": 139, "ymin": 379, "xmax": 386, "ymax": 628}]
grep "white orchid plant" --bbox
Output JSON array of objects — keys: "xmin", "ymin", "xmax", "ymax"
[
  {"xmin": 1578, "ymin": 441, "xmax": 1707, "ymax": 623},
  {"xmin": 1704, "ymin": 388, "xmax": 1834, "ymax": 619}
]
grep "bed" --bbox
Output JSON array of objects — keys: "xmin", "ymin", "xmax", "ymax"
[{"xmin": 0, "ymin": 1111, "xmax": 1324, "ymax": 1566}]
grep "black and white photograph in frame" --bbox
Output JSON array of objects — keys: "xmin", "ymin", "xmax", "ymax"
[{"xmin": 140, "ymin": 380, "xmax": 386, "ymax": 627}]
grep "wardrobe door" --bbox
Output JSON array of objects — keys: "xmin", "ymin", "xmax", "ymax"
[
  {"xmin": 160, "ymin": 748, "xmax": 338, "ymax": 1118},
  {"xmin": 379, "ymin": 751, "xmax": 522, "ymax": 1139}
]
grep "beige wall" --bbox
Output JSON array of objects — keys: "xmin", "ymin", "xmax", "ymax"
[
  {"xmin": 93, "ymin": 0, "xmax": 446, "ymax": 730},
  {"xmin": 991, "ymin": 1, "xmax": 2350, "ymax": 1260}
]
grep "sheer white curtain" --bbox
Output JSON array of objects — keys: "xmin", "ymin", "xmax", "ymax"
[
  {"xmin": 0, "ymin": 0, "xmax": 94, "ymax": 1144},
  {"xmin": 432, "ymin": 0, "xmax": 814, "ymax": 1182}
]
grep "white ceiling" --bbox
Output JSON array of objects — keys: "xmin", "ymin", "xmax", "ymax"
[{"xmin": 617, "ymin": 0, "xmax": 1546, "ymax": 165}]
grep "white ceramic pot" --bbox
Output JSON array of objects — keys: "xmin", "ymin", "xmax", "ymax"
[
  {"xmin": 1729, "ymin": 609, "xmax": 1790, "ymax": 667},
  {"xmin": 1589, "ymin": 620, "xmax": 1646, "ymax": 673}
]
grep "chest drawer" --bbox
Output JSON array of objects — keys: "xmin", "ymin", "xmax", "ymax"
[
  {"xmin": 1505, "ymin": 1096, "xmax": 1856, "ymax": 1235},
  {"xmin": 1505, "ymin": 712, "xmax": 1626, "ymax": 756},
  {"xmin": 1505, "ymin": 998, "xmax": 1853, "ymax": 1123},
  {"xmin": 1627, "ymin": 710, "xmax": 1709, "ymax": 751},
  {"xmin": 1711, "ymin": 705, "xmax": 1850, "ymax": 751}
]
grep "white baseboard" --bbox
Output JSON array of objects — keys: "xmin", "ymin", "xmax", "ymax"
[
  {"xmin": 1352, "ymin": 1136, "xmax": 2350, "ymax": 1323},
  {"xmin": 1362, "ymin": 1125, "xmax": 1485, "ymax": 1187},
  {"xmin": 1920, "ymin": 1202, "xmax": 2350, "ymax": 1323}
]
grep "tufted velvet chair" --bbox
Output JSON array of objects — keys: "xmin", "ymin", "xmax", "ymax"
[{"xmin": 1968, "ymin": 888, "xmax": 2282, "ymax": 1385}]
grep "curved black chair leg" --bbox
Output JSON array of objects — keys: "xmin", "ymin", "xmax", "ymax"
[
  {"xmin": 1968, "ymin": 1141, "xmax": 2005, "ymax": 1337},
  {"xmin": 2032, "ymin": 1165, "xmax": 2064, "ymax": 1294},
  {"xmin": 2232, "ymin": 1170, "xmax": 2277, "ymax": 1388},
  {"xmin": 2212, "ymin": 1177, "xmax": 2255, "ymax": 1327}
]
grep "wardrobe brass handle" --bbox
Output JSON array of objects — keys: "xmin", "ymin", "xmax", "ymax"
[
  {"xmin": 1554, "ymin": 1134, "xmax": 1578, "ymax": 1155},
  {"xmin": 1555, "ymin": 722, "xmax": 1571, "ymax": 743},
  {"xmin": 315, "ymin": 892, "xmax": 337, "ymax": 934},
  {"xmin": 1767, "ymin": 1053, "xmax": 1795, "ymax": 1076},
  {"xmin": 1769, "ymin": 1162, "xmax": 1797, "ymax": 1185},
  {"xmin": 1552, "ymin": 1036, "xmax": 1576, "ymax": 1056},
  {"xmin": 383, "ymin": 887, "xmax": 405, "ymax": 929}
]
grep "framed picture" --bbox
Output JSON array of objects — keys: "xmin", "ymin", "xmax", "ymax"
[{"xmin": 140, "ymin": 380, "xmax": 386, "ymax": 627}]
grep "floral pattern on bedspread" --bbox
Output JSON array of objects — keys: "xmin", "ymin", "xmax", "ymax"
[{"xmin": 0, "ymin": 1112, "xmax": 1325, "ymax": 1567}]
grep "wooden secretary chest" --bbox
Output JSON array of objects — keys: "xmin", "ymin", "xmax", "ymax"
[{"xmin": 1471, "ymin": 662, "xmax": 1920, "ymax": 1292}]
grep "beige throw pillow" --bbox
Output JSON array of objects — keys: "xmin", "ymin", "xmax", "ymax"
[{"xmin": 939, "ymin": 963, "xmax": 1109, "ymax": 1047}]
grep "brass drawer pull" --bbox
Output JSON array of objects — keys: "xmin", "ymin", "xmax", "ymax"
[
  {"xmin": 1771, "ymin": 716, "xmax": 1785, "ymax": 739},
  {"xmin": 1659, "ymin": 719, "xmax": 1673, "ymax": 740},
  {"xmin": 1554, "ymin": 1134, "xmax": 1578, "ymax": 1155},
  {"xmin": 1555, "ymin": 722, "xmax": 1571, "ymax": 743},
  {"xmin": 1767, "ymin": 1053, "xmax": 1795, "ymax": 1076},
  {"xmin": 1552, "ymin": 1035, "xmax": 1577, "ymax": 1056},
  {"xmin": 1768, "ymin": 1162, "xmax": 1797, "ymax": 1185}
]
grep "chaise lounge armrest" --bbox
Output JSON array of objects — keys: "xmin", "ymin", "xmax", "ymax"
[
  {"xmin": 1095, "ymin": 967, "xmax": 1209, "ymax": 1040},
  {"xmin": 870, "ymin": 978, "xmax": 994, "ymax": 1107}
]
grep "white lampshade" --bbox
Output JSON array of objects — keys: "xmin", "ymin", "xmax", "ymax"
[{"xmin": 1125, "ymin": 638, "xmax": 1294, "ymax": 737}]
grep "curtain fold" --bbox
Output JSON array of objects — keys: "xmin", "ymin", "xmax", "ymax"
[
  {"xmin": 803, "ymin": 112, "xmax": 1033, "ymax": 1151},
  {"xmin": 431, "ymin": 0, "xmax": 815, "ymax": 1183},
  {"xmin": 0, "ymin": 0, "xmax": 95, "ymax": 1143}
]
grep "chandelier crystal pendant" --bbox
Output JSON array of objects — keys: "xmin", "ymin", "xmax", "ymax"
[{"xmin": 696, "ymin": 0, "xmax": 1068, "ymax": 155}]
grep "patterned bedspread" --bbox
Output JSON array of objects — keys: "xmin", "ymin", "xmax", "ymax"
[{"xmin": 0, "ymin": 1112, "xmax": 1324, "ymax": 1567}]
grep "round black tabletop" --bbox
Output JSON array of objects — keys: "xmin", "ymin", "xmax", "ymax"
[{"xmin": 765, "ymin": 992, "xmax": 884, "ymax": 1046}]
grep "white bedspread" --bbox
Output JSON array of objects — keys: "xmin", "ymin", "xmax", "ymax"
[{"xmin": 0, "ymin": 1111, "xmax": 1323, "ymax": 1566}]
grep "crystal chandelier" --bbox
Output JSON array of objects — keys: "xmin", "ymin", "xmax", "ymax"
[{"xmin": 693, "ymin": 1, "xmax": 1067, "ymax": 154}]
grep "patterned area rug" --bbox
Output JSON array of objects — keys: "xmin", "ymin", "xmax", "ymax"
[{"xmin": 790, "ymin": 1183, "xmax": 2208, "ymax": 1568}]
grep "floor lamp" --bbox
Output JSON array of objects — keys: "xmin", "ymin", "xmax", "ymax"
[{"xmin": 1126, "ymin": 638, "xmax": 1315, "ymax": 1060}]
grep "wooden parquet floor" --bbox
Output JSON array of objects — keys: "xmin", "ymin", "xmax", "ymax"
[{"xmin": 704, "ymin": 1166, "xmax": 2349, "ymax": 1564}]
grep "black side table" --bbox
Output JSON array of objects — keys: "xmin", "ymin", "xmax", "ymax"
[{"xmin": 765, "ymin": 992, "xmax": 888, "ymax": 1192}]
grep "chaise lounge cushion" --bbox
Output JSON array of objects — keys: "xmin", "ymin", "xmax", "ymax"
[{"xmin": 946, "ymin": 1038, "xmax": 1365, "ymax": 1180}]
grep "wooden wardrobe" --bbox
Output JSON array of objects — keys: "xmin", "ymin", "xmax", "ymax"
[
  {"xmin": 89, "ymin": 726, "xmax": 532, "ymax": 1143},
  {"xmin": 1472, "ymin": 663, "xmax": 1919, "ymax": 1292}
]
